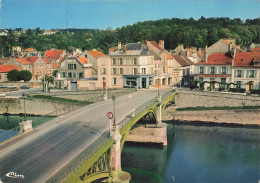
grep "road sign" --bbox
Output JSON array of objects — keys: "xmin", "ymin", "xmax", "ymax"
[{"xmin": 107, "ymin": 112, "xmax": 113, "ymax": 119}]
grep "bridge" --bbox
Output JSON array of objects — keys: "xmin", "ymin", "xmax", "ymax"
[{"xmin": 0, "ymin": 88, "xmax": 176, "ymax": 183}]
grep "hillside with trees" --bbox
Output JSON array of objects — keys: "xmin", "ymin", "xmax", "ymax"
[{"xmin": 0, "ymin": 17, "xmax": 259, "ymax": 56}]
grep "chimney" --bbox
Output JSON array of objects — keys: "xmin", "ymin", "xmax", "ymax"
[
  {"xmin": 159, "ymin": 40, "xmax": 164, "ymax": 49},
  {"xmin": 118, "ymin": 42, "xmax": 121, "ymax": 50},
  {"xmin": 205, "ymin": 45, "xmax": 208, "ymax": 63},
  {"xmin": 232, "ymin": 48, "xmax": 237, "ymax": 66},
  {"xmin": 123, "ymin": 46, "xmax": 126, "ymax": 53}
]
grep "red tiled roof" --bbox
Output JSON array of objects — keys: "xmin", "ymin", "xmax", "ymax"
[
  {"xmin": 52, "ymin": 63, "xmax": 59, "ymax": 69},
  {"xmin": 42, "ymin": 58, "xmax": 51, "ymax": 64},
  {"xmin": 195, "ymin": 74, "xmax": 230, "ymax": 77},
  {"xmin": 250, "ymin": 48, "xmax": 260, "ymax": 52},
  {"xmin": 78, "ymin": 57, "xmax": 88, "ymax": 65},
  {"xmin": 15, "ymin": 58, "xmax": 32, "ymax": 65},
  {"xmin": 196, "ymin": 52, "xmax": 232, "ymax": 65},
  {"xmin": 234, "ymin": 52, "xmax": 260, "ymax": 67},
  {"xmin": 0, "ymin": 65, "xmax": 21, "ymax": 73},
  {"xmin": 44, "ymin": 50, "xmax": 64, "ymax": 60},
  {"xmin": 87, "ymin": 51, "xmax": 105, "ymax": 59},
  {"xmin": 28, "ymin": 56, "xmax": 38, "ymax": 63},
  {"xmin": 167, "ymin": 53, "xmax": 173, "ymax": 59},
  {"xmin": 173, "ymin": 55, "xmax": 191, "ymax": 67},
  {"xmin": 149, "ymin": 41, "xmax": 166, "ymax": 51},
  {"xmin": 24, "ymin": 48, "xmax": 36, "ymax": 52}
]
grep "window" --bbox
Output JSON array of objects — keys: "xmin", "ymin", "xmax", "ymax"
[
  {"xmin": 119, "ymin": 68, "xmax": 123, "ymax": 74},
  {"xmin": 0, "ymin": 74, "xmax": 1, "ymax": 80},
  {"xmin": 73, "ymin": 73, "xmax": 76, "ymax": 78},
  {"xmin": 68, "ymin": 72, "xmax": 72, "ymax": 78},
  {"xmin": 112, "ymin": 68, "xmax": 116, "ymax": 74},
  {"xmin": 221, "ymin": 78, "xmax": 226, "ymax": 83},
  {"xmin": 142, "ymin": 68, "xmax": 146, "ymax": 75},
  {"xmin": 199, "ymin": 67, "xmax": 204, "ymax": 74},
  {"xmin": 248, "ymin": 70, "xmax": 255, "ymax": 78},
  {"xmin": 163, "ymin": 66, "xmax": 165, "ymax": 73},
  {"xmin": 119, "ymin": 58, "xmax": 123, "ymax": 65},
  {"xmin": 62, "ymin": 72, "xmax": 66, "ymax": 78},
  {"xmin": 113, "ymin": 78, "xmax": 117, "ymax": 85},
  {"xmin": 133, "ymin": 68, "xmax": 138, "ymax": 75},
  {"xmin": 101, "ymin": 68, "xmax": 106, "ymax": 75},
  {"xmin": 134, "ymin": 58, "xmax": 137, "ymax": 65},
  {"xmin": 112, "ymin": 58, "xmax": 116, "ymax": 65},
  {"xmin": 210, "ymin": 67, "xmax": 215, "ymax": 74},
  {"xmin": 236, "ymin": 70, "xmax": 242, "ymax": 78},
  {"xmin": 199, "ymin": 77, "xmax": 204, "ymax": 83},
  {"xmin": 222, "ymin": 67, "xmax": 227, "ymax": 74},
  {"xmin": 236, "ymin": 81, "xmax": 242, "ymax": 88},
  {"xmin": 155, "ymin": 70, "xmax": 158, "ymax": 76},
  {"xmin": 79, "ymin": 73, "xmax": 83, "ymax": 78}
]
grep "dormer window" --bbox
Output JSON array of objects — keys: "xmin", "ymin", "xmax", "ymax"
[{"xmin": 213, "ymin": 59, "xmax": 216, "ymax": 61}]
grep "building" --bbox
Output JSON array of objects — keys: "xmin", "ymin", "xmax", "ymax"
[
  {"xmin": 232, "ymin": 51, "xmax": 260, "ymax": 89},
  {"xmin": 0, "ymin": 65, "xmax": 21, "ymax": 82},
  {"xmin": 56, "ymin": 56, "xmax": 96, "ymax": 90},
  {"xmin": 146, "ymin": 40, "xmax": 172, "ymax": 86},
  {"xmin": 6, "ymin": 57, "xmax": 33, "ymax": 73},
  {"xmin": 109, "ymin": 42, "xmax": 154, "ymax": 89},
  {"xmin": 80, "ymin": 50, "xmax": 105, "ymax": 69},
  {"xmin": 194, "ymin": 52, "xmax": 233, "ymax": 89},
  {"xmin": 44, "ymin": 50, "xmax": 66, "ymax": 63},
  {"xmin": 27, "ymin": 54, "xmax": 52, "ymax": 80}
]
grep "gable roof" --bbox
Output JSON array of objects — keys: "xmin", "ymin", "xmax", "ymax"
[
  {"xmin": 78, "ymin": 57, "xmax": 88, "ymax": 65},
  {"xmin": 0, "ymin": 65, "xmax": 21, "ymax": 73},
  {"xmin": 196, "ymin": 52, "xmax": 232, "ymax": 65},
  {"xmin": 149, "ymin": 41, "xmax": 166, "ymax": 51},
  {"xmin": 27, "ymin": 56, "xmax": 51, "ymax": 64},
  {"xmin": 15, "ymin": 58, "xmax": 32, "ymax": 65},
  {"xmin": 173, "ymin": 55, "xmax": 192, "ymax": 67},
  {"xmin": 44, "ymin": 50, "xmax": 64, "ymax": 60},
  {"xmin": 234, "ymin": 52, "xmax": 260, "ymax": 67},
  {"xmin": 87, "ymin": 51, "xmax": 105, "ymax": 59}
]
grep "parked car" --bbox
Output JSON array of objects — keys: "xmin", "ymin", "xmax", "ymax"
[
  {"xmin": 0, "ymin": 84, "xmax": 6, "ymax": 89},
  {"xmin": 7, "ymin": 84, "xmax": 17, "ymax": 89},
  {"xmin": 0, "ymin": 92, "xmax": 6, "ymax": 97},
  {"xmin": 20, "ymin": 85, "xmax": 30, "ymax": 89}
]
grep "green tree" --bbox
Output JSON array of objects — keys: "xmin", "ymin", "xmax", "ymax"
[
  {"xmin": 19, "ymin": 70, "xmax": 32, "ymax": 82},
  {"xmin": 52, "ymin": 70, "xmax": 58, "ymax": 77},
  {"xmin": 7, "ymin": 69, "xmax": 21, "ymax": 81}
]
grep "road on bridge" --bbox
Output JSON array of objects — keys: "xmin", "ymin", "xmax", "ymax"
[{"xmin": 0, "ymin": 88, "xmax": 171, "ymax": 183}]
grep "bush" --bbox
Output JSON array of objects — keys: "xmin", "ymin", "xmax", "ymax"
[
  {"xmin": 250, "ymin": 89, "xmax": 260, "ymax": 95},
  {"xmin": 228, "ymin": 88, "xmax": 246, "ymax": 93}
]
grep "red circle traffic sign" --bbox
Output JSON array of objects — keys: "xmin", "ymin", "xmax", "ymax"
[{"xmin": 107, "ymin": 112, "xmax": 113, "ymax": 119}]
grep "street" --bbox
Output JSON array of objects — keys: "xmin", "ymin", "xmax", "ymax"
[{"xmin": 0, "ymin": 87, "xmax": 171, "ymax": 183}]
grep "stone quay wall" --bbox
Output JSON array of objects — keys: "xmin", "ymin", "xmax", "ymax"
[
  {"xmin": 163, "ymin": 106, "xmax": 260, "ymax": 126},
  {"xmin": 175, "ymin": 89, "xmax": 260, "ymax": 108},
  {"xmin": 0, "ymin": 98, "xmax": 80, "ymax": 116}
]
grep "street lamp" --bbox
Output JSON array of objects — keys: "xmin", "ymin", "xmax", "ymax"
[
  {"xmin": 22, "ymin": 93, "xmax": 27, "ymax": 121},
  {"xmin": 157, "ymin": 78, "xmax": 160, "ymax": 96},
  {"xmin": 112, "ymin": 95, "xmax": 116, "ymax": 126}
]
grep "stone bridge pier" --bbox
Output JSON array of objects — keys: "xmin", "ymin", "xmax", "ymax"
[{"xmin": 109, "ymin": 125, "xmax": 131, "ymax": 183}]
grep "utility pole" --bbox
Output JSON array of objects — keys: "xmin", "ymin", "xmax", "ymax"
[{"xmin": 112, "ymin": 95, "xmax": 116, "ymax": 126}]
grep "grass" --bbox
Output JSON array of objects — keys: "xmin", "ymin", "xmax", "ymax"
[
  {"xmin": 30, "ymin": 95, "xmax": 92, "ymax": 105},
  {"xmin": 176, "ymin": 106, "xmax": 260, "ymax": 111}
]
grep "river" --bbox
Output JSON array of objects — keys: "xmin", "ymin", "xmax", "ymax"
[{"xmin": 121, "ymin": 123, "xmax": 260, "ymax": 183}]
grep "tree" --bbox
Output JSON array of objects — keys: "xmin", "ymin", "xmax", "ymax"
[
  {"xmin": 7, "ymin": 69, "xmax": 21, "ymax": 81},
  {"xmin": 52, "ymin": 70, "xmax": 58, "ymax": 77},
  {"xmin": 19, "ymin": 70, "xmax": 32, "ymax": 82}
]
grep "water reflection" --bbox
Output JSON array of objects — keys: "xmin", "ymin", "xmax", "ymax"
[{"xmin": 122, "ymin": 123, "xmax": 260, "ymax": 183}]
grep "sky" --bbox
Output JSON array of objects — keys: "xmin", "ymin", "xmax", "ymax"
[{"xmin": 0, "ymin": 0, "xmax": 259, "ymax": 30}]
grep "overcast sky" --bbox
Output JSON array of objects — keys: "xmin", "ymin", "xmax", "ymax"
[{"xmin": 0, "ymin": 0, "xmax": 259, "ymax": 30}]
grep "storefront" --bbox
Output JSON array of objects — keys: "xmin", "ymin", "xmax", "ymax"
[{"xmin": 123, "ymin": 75, "xmax": 154, "ymax": 88}]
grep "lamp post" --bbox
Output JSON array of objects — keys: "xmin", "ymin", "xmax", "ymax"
[
  {"xmin": 22, "ymin": 93, "xmax": 27, "ymax": 121},
  {"xmin": 157, "ymin": 78, "xmax": 160, "ymax": 96},
  {"xmin": 112, "ymin": 95, "xmax": 116, "ymax": 126}
]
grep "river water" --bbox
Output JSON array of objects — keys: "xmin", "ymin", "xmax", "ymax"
[{"xmin": 121, "ymin": 123, "xmax": 260, "ymax": 183}]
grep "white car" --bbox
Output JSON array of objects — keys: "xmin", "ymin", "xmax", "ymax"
[{"xmin": 0, "ymin": 92, "xmax": 6, "ymax": 97}]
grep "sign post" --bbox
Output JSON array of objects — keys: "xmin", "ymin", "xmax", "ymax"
[{"xmin": 107, "ymin": 112, "xmax": 113, "ymax": 128}]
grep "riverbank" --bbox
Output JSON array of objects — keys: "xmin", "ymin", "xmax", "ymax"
[{"xmin": 163, "ymin": 106, "xmax": 260, "ymax": 126}]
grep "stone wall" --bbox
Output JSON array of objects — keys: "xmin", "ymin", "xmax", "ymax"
[
  {"xmin": 0, "ymin": 98, "xmax": 80, "ymax": 116},
  {"xmin": 175, "ymin": 89, "xmax": 260, "ymax": 108},
  {"xmin": 163, "ymin": 106, "xmax": 260, "ymax": 126}
]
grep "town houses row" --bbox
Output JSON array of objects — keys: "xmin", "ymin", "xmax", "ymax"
[{"xmin": 0, "ymin": 39, "xmax": 259, "ymax": 91}]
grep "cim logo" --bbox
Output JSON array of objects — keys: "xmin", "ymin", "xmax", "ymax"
[{"xmin": 6, "ymin": 172, "xmax": 24, "ymax": 179}]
